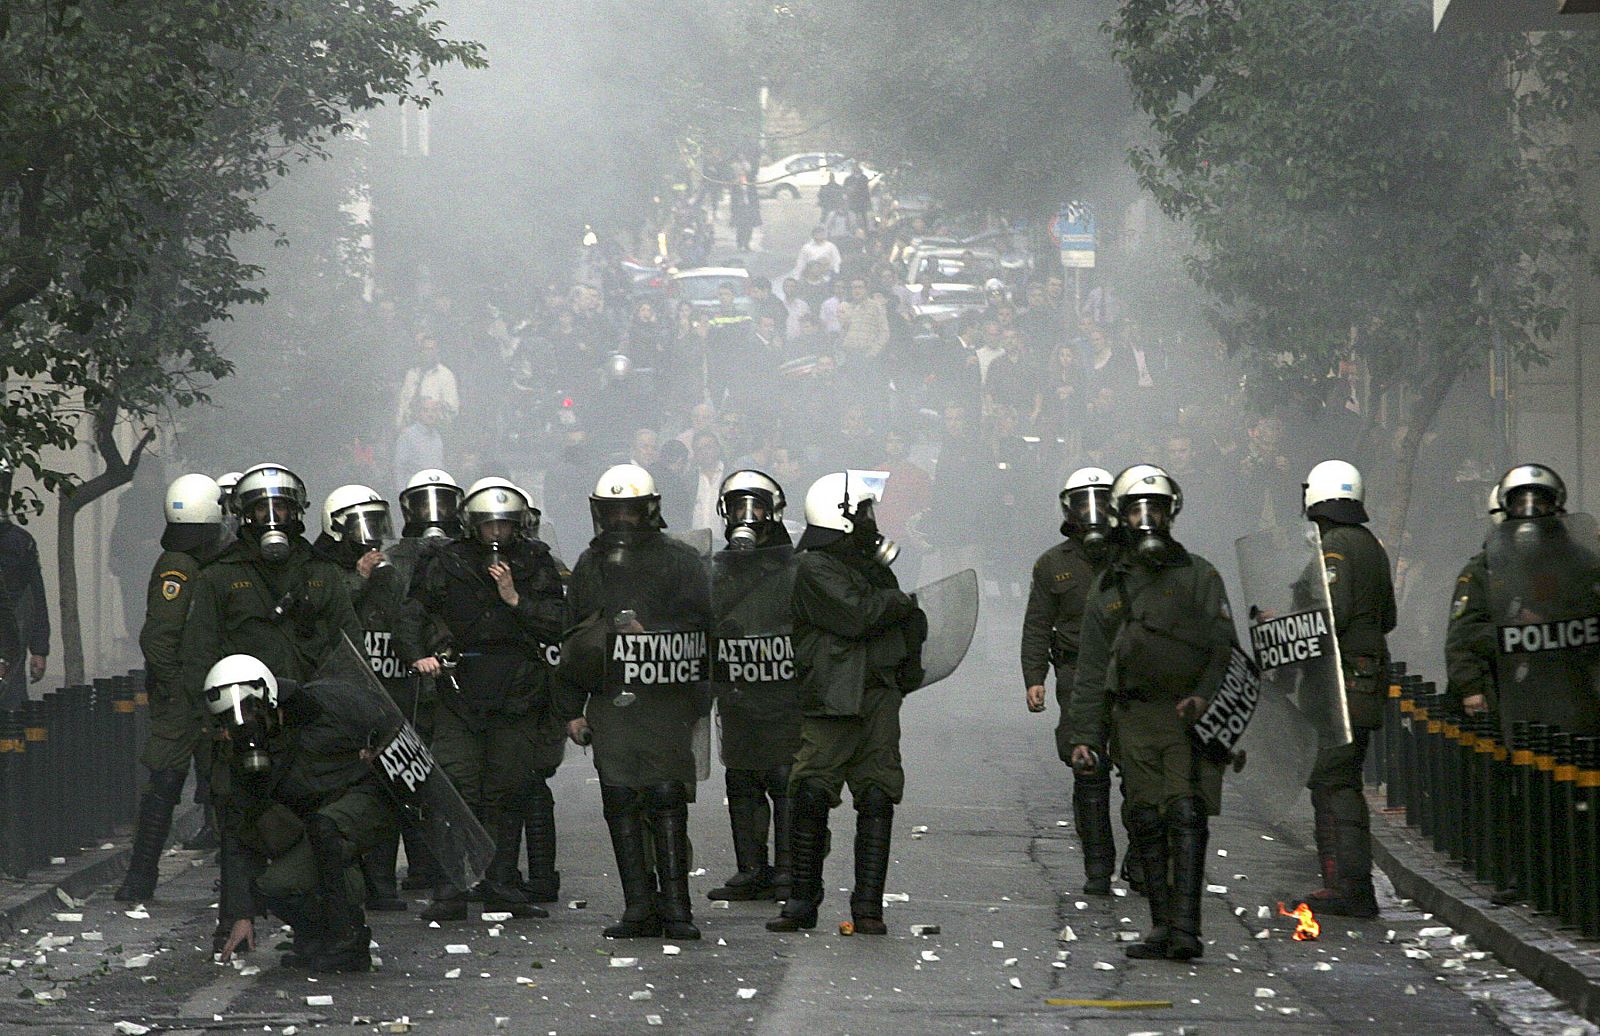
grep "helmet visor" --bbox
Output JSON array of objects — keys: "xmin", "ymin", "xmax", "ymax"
[
  {"xmin": 338, "ymin": 506, "xmax": 392, "ymax": 547},
  {"xmin": 722, "ymin": 493, "xmax": 770, "ymax": 528},
  {"xmin": 1065, "ymin": 486, "xmax": 1112, "ymax": 530},
  {"xmin": 403, "ymin": 485, "xmax": 462, "ymax": 528},
  {"xmin": 1505, "ymin": 485, "xmax": 1558, "ymax": 519},
  {"xmin": 206, "ymin": 681, "xmax": 268, "ymax": 728},
  {"xmin": 591, "ymin": 497, "xmax": 656, "ymax": 537},
  {"xmin": 1122, "ymin": 497, "xmax": 1171, "ymax": 534}
]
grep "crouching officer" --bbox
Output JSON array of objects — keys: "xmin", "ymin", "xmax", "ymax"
[
  {"xmin": 708, "ymin": 470, "xmax": 801, "ymax": 902},
  {"xmin": 1069, "ymin": 464, "xmax": 1235, "ymax": 962},
  {"xmin": 1298, "ymin": 461, "xmax": 1395, "ymax": 917},
  {"xmin": 315, "ymin": 486, "xmax": 435, "ymax": 912},
  {"xmin": 117, "ymin": 474, "xmax": 227, "ymax": 901},
  {"xmin": 208, "ymin": 654, "xmax": 398, "ymax": 973},
  {"xmin": 1021, "ymin": 467, "xmax": 1119, "ymax": 895},
  {"xmin": 766, "ymin": 471, "xmax": 927, "ymax": 936},
  {"xmin": 556, "ymin": 464, "xmax": 712, "ymax": 941},
  {"xmin": 410, "ymin": 478, "xmax": 567, "ymax": 921}
]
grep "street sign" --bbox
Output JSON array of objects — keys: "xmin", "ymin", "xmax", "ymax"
[{"xmin": 1049, "ymin": 203, "xmax": 1096, "ymax": 269}]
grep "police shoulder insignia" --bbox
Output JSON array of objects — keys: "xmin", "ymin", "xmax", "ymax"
[
  {"xmin": 1325, "ymin": 566, "xmax": 1339, "ymax": 586},
  {"xmin": 161, "ymin": 579, "xmax": 183, "ymax": 601},
  {"xmin": 1452, "ymin": 595, "xmax": 1469, "ymax": 619},
  {"xmin": 1219, "ymin": 599, "xmax": 1232, "ymax": 620}
]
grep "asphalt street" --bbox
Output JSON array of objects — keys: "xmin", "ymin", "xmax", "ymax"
[{"xmin": 1, "ymin": 200, "xmax": 1594, "ymax": 1036}]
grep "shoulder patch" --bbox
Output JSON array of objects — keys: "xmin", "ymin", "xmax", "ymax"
[
  {"xmin": 1325, "ymin": 566, "xmax": 1339, "ymax": 586},
  {"xmin": 230, "ymin": 579, "xmax": 253, "ymax": 591},
  {"xmin": 1452, "ymin": 594, "xmax": 1470, "ymax": 619},
  {"xmin": 1054, "ymin": 571, "xmax": 1074, "ymax": 582},
  {"xmin": 1323, "ymin": 551, "xmax": 1346, "ymax": 563},
  {"xmin": 157, "ymin": 569, "xmax": 188, "ymax": 582},
  {"xmin": 161, "ymin": 579, "xmax": 184, "ymax": 602}
]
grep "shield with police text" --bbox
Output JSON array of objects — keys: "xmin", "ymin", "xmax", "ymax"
[
  {"xmin": 914, "ymin": 568, "xmax": 979, "ymax": 689},
  {"xmin": 1486, "ymin": 513, "xmax": 1600, "ymax": 727},
  {"xmin": 591, "ymin": 536, "xmax": 715, "ymax": 785},
  {"xmin": 314, "ymin": 636, "xmax": 495, "ymax": 890},
  {"xmin": 712, "ymin": 544, "xmax": 802, "ymax": 768},
  {"xmin": 1236, "ymin": 523, "xmax": 1350, "ymax": 748}
]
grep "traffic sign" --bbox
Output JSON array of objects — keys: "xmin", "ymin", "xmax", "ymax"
[{"xmin": 1050, "ymin": 203, "xmax": 1096, "ymax": 269}]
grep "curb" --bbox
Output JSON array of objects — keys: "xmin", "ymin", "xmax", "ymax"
[
  {"xmin": 1369, "ymin": 797, "xmax": 1600, "ymax": 1026},
  {"xmin": 0, "ymin": 805, "xmax": 203, "ymax": 939}
]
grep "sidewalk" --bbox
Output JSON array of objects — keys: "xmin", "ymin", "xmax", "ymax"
[
  {"xmin": 0, "ymin": 805, "xmax": 202, "ymax": 938},
  {"xmin": 1369, "ymin": 789, "xmax": 1600, "ymax": 1025}
]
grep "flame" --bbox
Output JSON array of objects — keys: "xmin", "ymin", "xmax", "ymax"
[{"xmin": 1277, "ymin": 901, "xmax": 1320, "ymax": 941}]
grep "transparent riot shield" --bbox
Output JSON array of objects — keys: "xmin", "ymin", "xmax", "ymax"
[
  {"xmin": 914, "ymin": 568, "xmax": 979, "ymax": 689},
  {"xmin": 313, "ymin": 637, "xmax": 495, "ymax": 891},
  {"xmin": 712, "ymin": 543, "xmax": 799, "ymax": 765},
  {"xmin": 1235, "ymin": 523, "xmax": 1350, "ymax": 747},
  {"xmin": 1486, "ymin": 513, "xmax": 1600, "ymax": 721},
  {"xmin": 594, "ymin": 535, "xmax": 715, "ymax": 784}
]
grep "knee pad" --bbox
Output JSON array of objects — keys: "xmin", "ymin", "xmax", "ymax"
[
  {"xmin": 793, "ymin": 778, "xmax": 835, "ymax": 816},
  {"xmin": 763, "ymin": 765, "xmax": 793, "ymax": 796},
  {"xmin": 645, "ymin": 782, "xmax": 687, "ymax": 811},
  {"xmin": 1327, "ymin": 786, "xmax": 1369, "ymax": 826},
  {"xmin": 147, "ymin": 768, "xmax": 188, "ymax": 805},
  {"xmin": 600, "ymin": 784, "xmax": 641, "ymax": 816},
  {"xmin": 853, "ymin": 785, "xmax": 895, "ymax": 819},
  {"xmin": 725, "ymin": 768, "xmax": 765, "ymax": 798},
  {"xmin": 527, "ymin": 778, "xmax": 555, "ymax": 809},
  {"xmin": 1165, "ymin": 796, "xmax": 1207, "ymax": 832},
  {"xmin": 1126, "ymin": 803, "xmax": 1164, "ymax": 842}
]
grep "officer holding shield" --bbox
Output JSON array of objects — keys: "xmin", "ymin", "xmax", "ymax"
[
  {"xmin": 707, "ymin": 470, "xmax": 801, "ymax": 902},
  {"xmin": 1296, "ymin": 461, "xmax": 1395, "ymax": 918},
  {"xmin": 1069, "ymin": 464, "xmax": 1236, "ymax": 962},
  {"xmin": 556, "ymin": 464, "xmax": 712, "ymax": 941},
  {"xmin": 410, "ymin": 478, "xmax": 567, "ymax": 921},
  {"xmin": 1021, "ymin": 466, "xmax": 1120, "ymax": 896}
]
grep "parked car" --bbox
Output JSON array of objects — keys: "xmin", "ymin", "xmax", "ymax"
[
  {"xmin": 669, "ymin": 266, "xmax": 751, "ymax": 313},
  {"xmin": 755, "ymin": 152, "xmax": 882, "ymax": 199}
]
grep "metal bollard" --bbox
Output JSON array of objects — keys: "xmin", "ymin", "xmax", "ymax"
[
  {"xmin": 1384, "ymin": 664, "xmax": 1406, "ymax": 810},
  {"xmin": 64, "ymin": 685, "xmax": 91, "ymax": 852},
  {"xmin": 1529, "ymin": 723, "xmax": 1557, "ymax": 914},
  {"xmin": 1399, "ymin": 678, "xmax": 1423, "ymax": 826},
  {"xmin": 1471, "ymin": 714, "xmax": 1499, "ymax": 885},
  {"xmin": 1576, "ymin": 737, "xmax": 1600, "ymax": 938},
  {"xmin": 0, "ymin": 710, "xmax": 26, "ymax": 877},
  {"xmin": 22, "ymin": 699, "xmax": 52, "ymax": 864},
  {"xmin": 1552, "ymin": 732, "xmax": 1579, "ymax": 927},
  {"xmin": 1509, "ymin": 721, "xmax": 1535, "ymax": 901},
  {"xmin": 112, "ymin": 676, "xmax": 139, "ymax": 824}
]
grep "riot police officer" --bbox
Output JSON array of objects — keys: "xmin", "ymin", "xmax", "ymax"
[
  {"xmin": 556, "ymin": 464, "xmax": 712, "ymax": 940},
  {"xmin": 181, "ymin": 463, "xmax": 363, "ymax": 733},
  {"xmin": 314, "ymin": 485, "xmax": 432, "ymax": 912},
  {"xmin": 1069, "ymin": 464, "xmax": 1236, "ymax": 962},
  {"xmin": 216, "ymin": 471, "xmax": 243, "ymax": 542},
  {"xmin": 385, "ymin": 468, "xmax": 463, "ymax": 892},
  {"xmin": 410, "ymin": 477, "xmax": 566, "ymax": 921},
  {"xmin": 1021, "ymin": 467, "xmax": 1120, "ymax": 896},
  {"xmin": 1296, "ymin": 461, "xmax": 1395, "ymax": 918},
  {"xmin": 206, "ymin": 654, "xmax": 398, "ymax": 973},
  {"xmin": 707, "ymin": 470, "xmax": 801, "ymax": 902},
  {"xmin": 766, "ymin": 471, "xmax": 926, "ymax": 936},
  {"xmin": 116, "ymin": 474, "xmax": 227, "ymax": 901}
]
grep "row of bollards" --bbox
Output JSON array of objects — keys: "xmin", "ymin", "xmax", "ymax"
[
  {"xmin": 0, "ymin": 671, "xmax": 147, "ymax": 878},
  {"xmin": 1379, "ymin": 663, "xmax": 1600, "ymax": 938}
]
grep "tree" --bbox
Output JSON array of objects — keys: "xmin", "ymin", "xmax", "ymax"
[
  {"xmin": 1111, "ymin": 0, "xmax": 1600, "ymax": 543},
  {"xmin": 1, "ymin": 0, "xmax": 482, "ymax": 680}
]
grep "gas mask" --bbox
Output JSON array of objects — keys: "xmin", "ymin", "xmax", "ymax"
[
  {"xmin": 1122, "ymin": 497, "xmax": 1172, "ymax": 563},
  {"xmin": 851, "ymin": 501, "xmax": 899, "ymax": 566},
  {"xmin": 207, "ymin": 683, "xmax": 277, "ymax": 775},
  {"xmin": 1063, "ymin": 487, "xmax": 1113, "ymax": 562},
  {"xmin": 233, "ymin": 714, "xmax": 275, "ymax": 775},
  {"xmin": 249, "ymin": 506, "xmax": 302, "ymax": 562},
  {"xmin": 421, "ymin": 525, "xmax": 450, "ymax": 541},
  {"xmin": 722, "ymin": 493, "xmax": 769, "ymax": 550}
]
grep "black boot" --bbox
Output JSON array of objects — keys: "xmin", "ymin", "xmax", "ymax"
[
  {"xmin": 602, "ymin": 785, "xmax": 662, "ymax": 938},
  {"xmin": 482, "ymin": 800, "xmax": 547, "ymax": 919},
  {"xmin": 649, "ymin": 783, "xmax": 700, "ymax": 940},
  {"xmin": 419, "ymin": 887, "xmax": 469, "ymax": 922},
  {"xmin": 521, "ymin": 775, "xmax": 561, "ymax": 903},
  {"xmin": 850, "ymin": 786, "xmax": 894, "ymax": 935},
  {"xmin": 767, "ymin": 779, "xmax": 832, "ymax": 932},
  {"xmin": 1119, "ymin": 796, "xmax": 1146, "ymax": 894},
  {"xmin": 1308, "ymin": 788, "xmax": 1378, "ymax": 918},
  {"xmin": 1165, "ymin": 796, "xmax": 1208, "ymax": 961},
  {"xmin": 268, "ymin": 891, "xmax": 328, "ymax": 970},
  {"xmin": 116, "ymin": 768, "xmax": 185, "ymax": 902},
  {"xmin": 1123, "ymin": 804, "xmax": 1172, "ymax": 959},
  {"xmin": 708, "ymin": 769, "xmax": 774, "ymax": 901},
  {"xmin": 184, "ymin": 804, "xmax": 220, "ymax": 852},
  {"xmin": 1073, "ymin": 759, "xmax": 1116, "ymax": 896},
  {"xmin": 362, "ymin": 827, "xmax": 408, "ymax": 912},
  {"xmin": 302, "ymin": 814, "xmax": 371, "ymax": 973},
  {"xmin": 767, "ymin": 766, "xmax": 793, "ymax": 901}
]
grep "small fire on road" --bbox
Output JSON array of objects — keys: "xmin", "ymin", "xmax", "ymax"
[{"xmin": 1278, "ymin": 901, "xmax": 1321, "ymax": 941}]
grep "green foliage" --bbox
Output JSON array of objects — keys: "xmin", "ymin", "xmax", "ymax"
[
  {"xmin": 1111, "ymin": 0, "xmax": 1600, "ymax": 413},
  {"xmin": 0, "ymin": 0, "xmax": 482, "ymax": 509}
]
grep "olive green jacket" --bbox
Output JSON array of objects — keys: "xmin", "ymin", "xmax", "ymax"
[
  {"xmin": 1020, "ymin": 538, "xmax": 1101, "ymax": 687},
  {"xmin": 791, "ymin": 548, "xmax": 921, "ymax": 718}
]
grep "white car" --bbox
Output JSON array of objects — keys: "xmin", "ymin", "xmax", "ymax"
[
  {"xmin": 669, "ymin": 267, "xmax": 751, "ymax": 313},
  {"xmin": 755, "ymin": 152, "xmax": 881, "ymax": 199}
]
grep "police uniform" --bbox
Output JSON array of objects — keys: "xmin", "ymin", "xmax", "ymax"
[
  {"xmin": 1069, "ymin": 542, "xmax": 1234, "ymax": 958},
  {"xmin": 1303, "ymin": 519, "xmax": 1395, "ymax": 915},
  {"xmin": 1021, "ymin": 538, "xmax": 1119, "ymax": 890},
  {"xmin": 0, "ymin": 520, "xmax": 49, "ymax": 709},
  {"xmin": 411, "ymin": 536, "xmax": 567, "ymax": 911}
]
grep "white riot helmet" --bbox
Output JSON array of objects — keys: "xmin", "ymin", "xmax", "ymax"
[
  {"xmin": 166, "ymin": 474, "xmax": 224, "ymax": 526},
  {"xmin": 215, "ymin": 472, "xmax": 244, "ymax": 515},
  {"xmin": 1496, "ymin": 464, "xmax": 1566, "ymax": 520},
  {"xmin": 1487, "ymin": 484, "xmax": 1505, "ymax": 525},
  {"xmin": 204, "ymin": 654, "xmax": 279, "ymax": 725},
  {"xmin": 590, "ymin": 463, "xmax": 663, "ymax": 537},
  {"xmin": 1303, "ymin": 460, "xmax": 1368, "ymax": 524},
  {"xmin": 717, "ymin": 469, "xmax": 786, "ymax": 550},
  {"xmin": 1060, "ymin": 466, "xmax": 1114, "ymax": 558},
  {"xmin": 234, "ymin": 463, "xmax": 308, "ymax": 562},
  {"xmin": 322, "ymin": 484, "xmax": 393, "ymax": 546},
  {"xmin": 1112, "ymin": 463, "xmax": 1182, "ymax": 561},
  {"xmin": 797, "ymin": 470, "xmax": 896, "ymax": 564},
  {"xmin": 400, "ymin": 468, "xmax": 463, "ymax": 539},
  {"xmin": 463, "ymin": 477, "xmax": 534, "ymax": 546}
]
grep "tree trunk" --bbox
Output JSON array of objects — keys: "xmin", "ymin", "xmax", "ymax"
[
  {"xmin": 1384, "ymin": 365, "xmax": 1461, "ymax": 552},
  {"xmin": 56, "ymin": 407, "xmax": 152, "ymax": 685}
]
